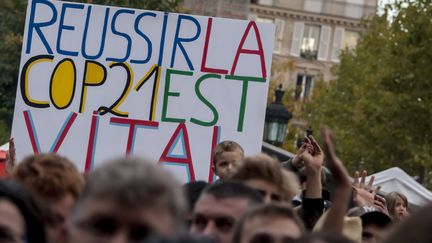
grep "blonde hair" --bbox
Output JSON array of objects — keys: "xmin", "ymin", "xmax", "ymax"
[{"xmin": 230, "ymin": 153, "xmax": 298, "ymax": 202}]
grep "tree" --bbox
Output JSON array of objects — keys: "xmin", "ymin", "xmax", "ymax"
[
  {"xmin": 0, "ymin": 0, "xmax": 27, "ymax": 143},
  {"xmin": 0, "ymin": 0, "xmax": 183, "ymax": 144},
  {"xmin": 305, "ymin": 1, "xmax": 432, "ymax": 187}
]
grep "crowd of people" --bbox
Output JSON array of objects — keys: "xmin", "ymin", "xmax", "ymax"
[{"xmin": 0, "ymin": 128, "xmax": 425, "ymax": 243}]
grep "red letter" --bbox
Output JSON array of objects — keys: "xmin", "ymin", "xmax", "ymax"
[
  {"xmin": 23, "ymin": 110, "xmax": 77, "ymax": 153},
  {"xmin": 200, "ymin": 18, "xmax": 228, "ymax": 74},
  {"xmin": 110, "ymin": 117, "xmax": 159, "ymax": 156},
  {"xmin": 231, "ymin": 21, "xmax": 266, "ymax": 78},
  {"xmin": 85, "ymin": 111, "xmax": 100, "ymax": 172},
  {"xmin": 159, "ymin": 123, "xmax": 196, "ymax": 181}
]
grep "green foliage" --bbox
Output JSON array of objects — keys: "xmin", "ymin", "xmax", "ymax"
[
  {"xmin": 306, "ymin": 1, "xmax": 432, "ymax": 187},
  {"xmin": 0, "ymin": 0, "xmax": 183, "ymax": 144},
  {"xmin": 0, "ymin": 0, "xmax": 27, "ymax": 144}
]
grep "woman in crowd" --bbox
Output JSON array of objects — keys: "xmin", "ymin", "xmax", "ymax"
[{"xmin": 385, "ymin": 191, "xmax": 409, "ymax": 222}]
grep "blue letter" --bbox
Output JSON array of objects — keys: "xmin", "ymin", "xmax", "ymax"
[
  {"xmin": 57, "ymin": 3, "xmax": 84, "ymax": 56},
  {"xmin": 82, "ymin": 6, "xmax": 110, "ymax": 60},
  {"xmin": 106, "ymin": 9, "xmax": 135, "ymax": 63},
  {"xmin": 158, "ymin": 12, "xmax": 169, "ymax": 66},
  {"xmin": 130, "ymin": 12, "xmax": 156, "ymax": 64},
  {"xmin": 26, "ymin": 0, "xmax": 57, "ymax": 54},
  {"xmin": 170, "ymin": 15, "xmax": 201, "ymax": 71}
]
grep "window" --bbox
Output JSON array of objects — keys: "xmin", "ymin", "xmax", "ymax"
[
  {"xmin": 257, "ymin": 0, "xmax": 274, "ymax": 5},
  {"xmin": 295, "ymin": 74, "xmax": 314, "ymax": 100},
  {"xmin": 345, "ymin": 0, "xmax": 364, "ymax": 19},
  {"xmin": 254, "ymin": 17, "xmax": 284, "ymax": 53},
  {"xmin": 255, "ymin": 16, "xmax": 273, "ymax": 24},
  {"xmin": 300, "ymin": 25, "xmax": 320, "ymax": 59},
  {"xmin": 342, "ymin": 30, "xmax": 360, "ymax": 50},
  {"xmin": 304, "ymin": 0, "xmax": 323, "ymax": 13}
]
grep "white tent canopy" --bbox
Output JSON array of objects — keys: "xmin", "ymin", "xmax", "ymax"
[
  {"xmin": 0, "ymin": 143, "xmax": 8, "ymax": 151},
  {"xmin": 368, "ymin": 167, "xmax": 432, "ymax": 208}
]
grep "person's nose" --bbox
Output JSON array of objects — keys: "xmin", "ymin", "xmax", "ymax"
[
  {"xmin": 107, "ymin": 230, "xmax": 129, "ymax": 243},
  {"xmin": 201, "ymin": 221, "xmax": 218, "ymax": 237},
  {"xmin": 264, "ymin": 193, "xmax": 272, "ymax": 204}
]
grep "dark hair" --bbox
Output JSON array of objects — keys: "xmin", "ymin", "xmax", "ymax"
[
  {"xmin": 0, "ymin": 180, "xmax": 46, "ymax": 243},
  {"xmin": 232, "ymin": 203, "xmax": 305, "ymax": 243},
  {"xmin": 296, "ymin": 232, "xmax": 354, "ymax": 243},
  {"xmin": 183, "ymin": 181, "xmax": 208, "ymax": 212},
  {"xmin": 202, "ymin": 181, "xmax": 263, "ymax": 205},
  {"xmin": 144, "ymin": 234, "xmax": 214, "ymax": 243},
  {"xmin": 212, "ymin": 140, "xmax": 244, "ymax": 166}
]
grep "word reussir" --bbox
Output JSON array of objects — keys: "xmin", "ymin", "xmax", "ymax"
[
  {"xmin": 23, "ymin": 0, "xmax": 268, "ymax": 132},
  {"xmin": 13, "ymin": 0, "xmax": 274, "ymax": 180}
]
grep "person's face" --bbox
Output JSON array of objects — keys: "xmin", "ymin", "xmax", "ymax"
[
  {"xmin": 393, "ymin": 196, "xmax": 408, "ymax": 220},
  {"xmin": 362, "ymin": 224, "xmax": 385, "ymax": 243},
  {"xmin": 45, "ymin": 193, "xmax": 75, "ymax": 243},
  {"xmin": 213, "ymin": 150, "xmax": 243, "ymax": 180},
  {"xmin": 244, "ymin": 179, "xmax": 282, "ymax": 203},
  {"xmin": 0, "ymin": 199, "xmax": 26, "ymax": 243},
  {"xmin": 240, "ymin": 216, "xmax": 302, "ymax": 243},
  {"xmin": 190, "ymin": 193, "xmax": 250, "ymax": 243},
  {"xmin": 68, "ymin": 198, "xmax": 174, "ymax": 243}
]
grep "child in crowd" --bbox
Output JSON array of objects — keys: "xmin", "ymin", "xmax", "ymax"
[{"xmin": 212, "ymin": 141, "xmax": 244, "ymax": 182}]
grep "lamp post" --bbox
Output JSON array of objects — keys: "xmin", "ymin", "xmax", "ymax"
[{"xmin": 264, "ymin": 85, "xmax": 292, "ymax": 147}]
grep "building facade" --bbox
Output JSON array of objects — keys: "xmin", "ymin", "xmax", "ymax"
[
  {"xmin": 183, "ymin": 0, "xmax": 378, "ymax": 129},
  {"xmin": 249, "ymin": 0, "xmax": 377, "ymax": 101}
]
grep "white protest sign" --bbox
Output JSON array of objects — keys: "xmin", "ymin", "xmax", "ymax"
[{"xmin": 12, "ymin": 0, "xmax": 275, "ymax": 182}]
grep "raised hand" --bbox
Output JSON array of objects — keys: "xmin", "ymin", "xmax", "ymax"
[
  {"xmin": 291, "ymin": 141, "xmax": 313, "ymax": 168},
  {"xmin": 353, "ymin": 170, "xmax": 380, "ymax": 207},
  {"xmin": 322, "ymin": 128, "xmax": 351, "ymax": 194},
  {"xmin": 302, "ymin": 135, "xmax": 324, "ymax": 199},
  {"xmin": 302, "ymin": 136, "xmax": 324, "ymax": 173},
  {"xmin": 320, "ymin": 127, "xmax": 352, "ymax": 234},
  {"xmin": 374, "ymin": 194, "xmax": 389, "ymax": 215},
  {"xmin": 6, "ymin": 138, "xmax": 16, "ymax": 175}
]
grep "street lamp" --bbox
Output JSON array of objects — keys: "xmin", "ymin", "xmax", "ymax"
[{"xmin": 264, "ymin": 85, "xmax": 292, "ymax": 147}]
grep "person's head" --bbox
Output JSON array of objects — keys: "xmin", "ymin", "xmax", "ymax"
[
  {"xmin": 347, "ymin": 207, "xmax": 392, "ymax": 243},
  {"xmin": 314, "ymin": 211, "xmax": 362, "ymax": 243},
  {"xmin": 385, "ymin": 192, "xmax": 408, "ymax": 221},
  {"xmin": 190, "ymin": 181, "xmax": 263, "ymax": 243},
  {"xmin": 230, "ymin": 153, "xmax": 295, "ymax": 203},
  {"xmin": 0, "ymin": 180, "xmax": 46, "ymax": 243},
  {"xmin": 183, "ymin": 181, "xmax": 208, "ymax": 226},
  {"xmin": 381, "ymin": 203, "xmax": 432, "ymax": 243},
  {"xmin": 68, "ymin": 157, "xmax": 186, "ymax": 243},
  {"xmin": 11, "ymin": 153, "xmax": 84, "ymax": 243},
  {"xmin": 212, "ymin": 141, "xmax": 244, "ymax": 180},
  {"xmin": 232, "ymin": 203, "xmax": 305, "ymax": 243}
]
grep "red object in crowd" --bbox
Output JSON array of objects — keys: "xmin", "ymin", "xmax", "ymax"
[{"xmin": 0, "ymin": 151, "xmax": 6, "ymax": 177}]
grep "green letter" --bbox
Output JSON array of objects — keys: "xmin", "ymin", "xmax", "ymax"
[
  {"xmin": 161, "ymin": 69, "xmax": 192, "ymax": 123},
  {"xmin": 190, "ymin": 73, "xmax": 220, "ymax": 126},
  {"xmin": 225, "ymin": 75, "xmax": 266, "ymax": 132}
]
